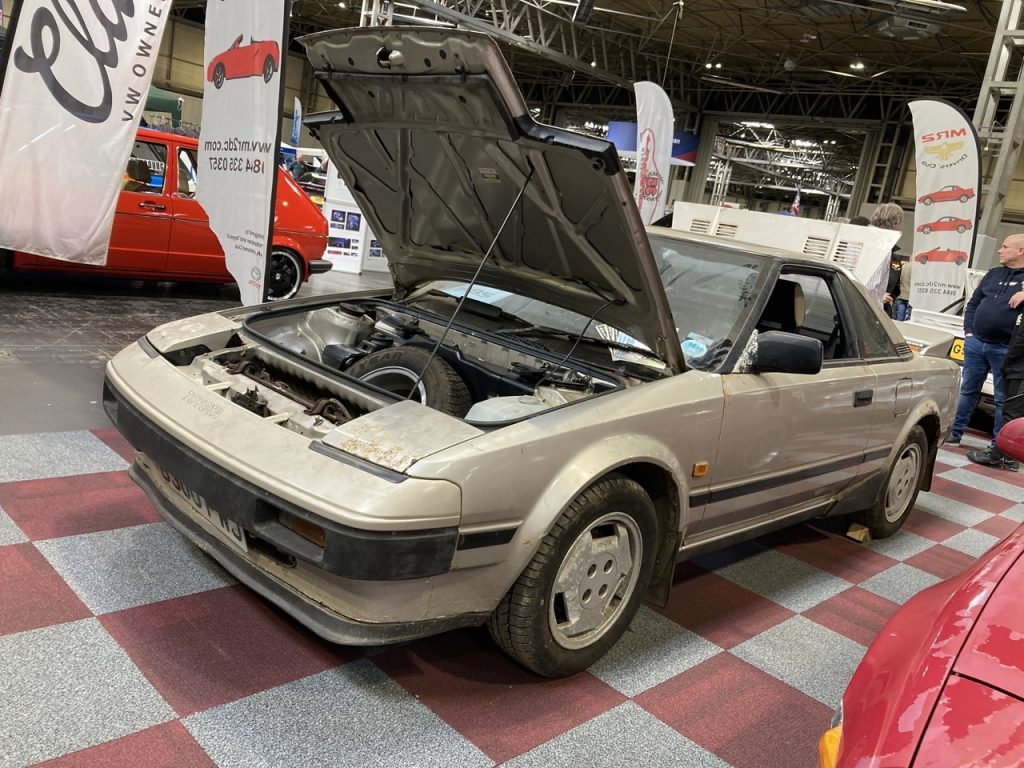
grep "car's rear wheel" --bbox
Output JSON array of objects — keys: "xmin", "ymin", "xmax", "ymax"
[
  {"xmin": 959, "ymin": 195, "xmax": 969, "ymax": 203},
  {"xmin": 956, "ymin": 224, "xmax": 966, "ymax": 233},
  {"xmin": 955, "ymin": 256, "xmax": 965, "ymax": 265},
  {"xmin": 213, "ymin": 63, "xmax": 225, "ymax": 89},
  {"xmin": 488, "ymin": 474, "xmax": 657, "ymax": 677},
  {"xmin": 266, "ymin": 248, "xmax": 303, "ymax": 301},
  {"xmin": 858, "ymin": 425, "xmax": 927, "ymax": 539},
  {"xmin": 346, "ymin": 346, "xmax": 472, "ymax": 417},
  {"xmin": 263, "ymin": 56, "xmax": 275, "ymax": 82}
]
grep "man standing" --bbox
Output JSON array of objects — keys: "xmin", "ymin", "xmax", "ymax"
[{"xmin": 948, "ymin": 234, "xmax": 1024, "ymax": 470}]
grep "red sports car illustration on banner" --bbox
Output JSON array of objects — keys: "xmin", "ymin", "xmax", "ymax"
[
  {"xmin": 207, "ymin": 34, "xmax": 281, "ymax": 89},
  {"xmin": 916, "ymin": 216, "xmax": 972, "ymax": 234},
  {"xmin": 914, "ymin": 247, "xmax": 968, "ymax": 265},
  {"xmin": 918, "ymin": 185, "xmax": 975, "ymax": 205}
]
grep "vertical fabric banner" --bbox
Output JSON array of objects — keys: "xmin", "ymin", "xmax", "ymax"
[
  {"xmin": 790, "ymin": 186, "xmax": 801, "ymax": 216},
  {"xmin": 633, "ymin": 82, "xmax": 673, "ymax": 225},
  {"xmin": 291, "ymin": 96, "xmax": 302, "ymax": 146},
  {"xmin": 199, "ymin": 0, "xmax": 288, "ymax": 305},
  {"xmin": 908, "ymin": 100, "xmax": 981, "ymax": 311},
  {"xmin": 0, "ymin": 0, "xmax": 171, "ymax": 263}
]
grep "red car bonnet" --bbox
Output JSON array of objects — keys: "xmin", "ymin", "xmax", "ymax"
[{"xmin": 996, "ymin": 417, "xmax": 1024, "ymax": 463}]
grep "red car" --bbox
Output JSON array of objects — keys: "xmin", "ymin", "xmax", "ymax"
[
  {"xmin": 819, "ymin": 524, "xmax": 1024, "ymax": 767},
  {"xmin": 918, "ymin": 185, "xmax": 975, "ymax": 205},
  {"xmin": 207, "ymin": 34, "xmax": 281, "ymax": 88},
  {"xmin": 914, "ymin": 247, "xmax": 967, "ymax": 265},
  {"xmin": 4, "ymin": 129, "xmax": 330, "ymax": 300},
  {"xmin": 917, "ymin": 216, "xmax": 972, "ymax": 234}
]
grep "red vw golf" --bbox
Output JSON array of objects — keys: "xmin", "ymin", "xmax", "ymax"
[
  {"xmin": 819, "ymin": 525, "xmax": 1024, "ymax": 767},
  {"xmin": 3, "ymin": 129, "xmax": 330, "ymax": 300}
]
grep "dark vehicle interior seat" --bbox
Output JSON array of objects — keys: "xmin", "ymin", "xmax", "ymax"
[
  {"xmin": 757, "ymin": 279, "xmax": 805, "ymax": 334},
  {"xmin": 124, "ymin": 159, "xmax": 153, "ymax": 193}
]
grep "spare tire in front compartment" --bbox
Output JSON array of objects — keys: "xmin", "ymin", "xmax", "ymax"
[{"xmin": 345, "ymin": 346, "xmax": 472, "ymax": 417}]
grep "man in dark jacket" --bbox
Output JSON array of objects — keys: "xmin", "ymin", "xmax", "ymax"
[
  {"xmin": 1001, "ymin": 314, "xmax": 1024, "ymax": 426},
  {"xmin": 948, "ymin": 234, "xmax": 1024, "ymax": 470}
]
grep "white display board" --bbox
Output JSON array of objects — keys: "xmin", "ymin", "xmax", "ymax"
[{"xmin": 322, "ymin": 161, "xmax": 387, "ymax": 273}]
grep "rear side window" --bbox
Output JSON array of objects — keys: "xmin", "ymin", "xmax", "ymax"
[
  {"xmin": 124, "ymin": 140, "xmax": 167, "ymax": 195},
  {"xmin": 177, "ymin": 148, "xmax": 199, "ymax": 198}
]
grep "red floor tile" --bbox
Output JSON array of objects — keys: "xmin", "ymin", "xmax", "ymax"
[
  {"xmin": 802, "ymin": 587, "xmax": 899, "ymax": 647},
  {"xmin": 904, "ymin": 544, "xmax": 977, "ymax": 580},
  {"xmin": 762, "ymin": 526, "xmax": 898, "ymax": 583},
  {"xmin": 637, "ymin": 653, "xmax": 831, "ymax": 768},
  {"xmin": 974, "ymin": 516, "xmax": 1021, "ymax": 540},
  {"xmin": 100, "ymin": 585, "xmax": 355, "ymax": 716},
  {"xmin": 929, "ymin": 476, "xmax": 1018, "ymax": 513},
  {"xmin": 34, "ymin": 722, "xmax": 215, "ymax": 768},
  {"xmin": 655, "ymin": 566, "xmax": 794, "ymax": 649},
  {"xmin": 92, "ymin": 427, "xmax": 138, "ymax": 464},
  {"xmin": 373, "ymin": 628, "xmax": 625, "ymax": 763},
  {"xmin": 0, "ymin": 471, "xmax": 160, "ymax": 540},
  {"xmin": 902, "ymin": 509, "xmax": 966, "ymax": 542},
  {"xmin": 933, "ymin": 460, "xmax": 957, "ymax": 474},
  {"xmin": 0, "ymin": 543, "xmax": 91, "ymax": 636}
]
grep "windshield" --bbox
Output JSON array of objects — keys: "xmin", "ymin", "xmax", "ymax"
[{"xmin": 648, "ymin": 234, "xmax": 767, "ymax": 370}]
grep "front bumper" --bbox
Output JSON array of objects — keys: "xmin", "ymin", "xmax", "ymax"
[{"xmin": 103, "ymin": 378, "xmax": 458, "ymax": 581}]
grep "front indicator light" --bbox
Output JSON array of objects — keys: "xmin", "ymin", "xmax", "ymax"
[
  {"xmin": 285, "ymin": 515, "xmax": 326, "ymax": 548},
  {"xmin": 818, "ymin": 724, "xmax": 842, "ymax": 768}
]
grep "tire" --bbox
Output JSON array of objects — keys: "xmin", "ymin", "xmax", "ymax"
[
  {"xmin": 959, "ymin": 195, "xmax": 969, "ymax": 203},
  {"xmin": 213, "ymin": 63, "xmax": 225, "ymax": 89},
  {"xmin": 857, "ymin": 425, "xmax": 928, "ymax": 539},
  {"xmin": 488, "ymin": 474, "xmax": 658, "ymax": 677},
  {"xmin": 266, "ymin": 248, "xmax": 303, "ymax": 301},
  {"xmin": 346, "ymin": 346, "xmax": 472, "ymax": 417},
  {"xmin": 922, "ymin": 197, "xmax": 933, "ymax": 205},
  {"xmin": 918, "ymin": 255, "xmax": 927, "ymax": 264},
  {"xmin": 263, "ymin": 56, "xmax": 275, "ymax": 83},
  {"xmin": 956, "ymin": 224, "xmax": 966, "ymax": 233},
  {"xmin": 955, "ymin": 256, "xmax": 965, "ymax": 265},
  {"xmin": 922, "ymin": 226, "xmax": 932, "ymax": 234}
]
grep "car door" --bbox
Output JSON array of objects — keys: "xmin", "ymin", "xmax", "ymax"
[
  {"xmin": 167, "ymin": 144, "xmax": 229, "ymax": 278},
  {"xmin": 694, "ymin": 267, "xmax": 877, "ymax": 536},
  {"xmin": 105, "ymin": 137, "xmax": 172, "ymax": 272}
]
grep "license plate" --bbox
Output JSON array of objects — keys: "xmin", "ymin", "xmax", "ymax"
[
  {"xmin": 158, "ymin": 467, "xmax": 248, "ymax": 552},
  {"xmin": 949, "ymin": 337, "xmax": 965, "ymax": 363}
]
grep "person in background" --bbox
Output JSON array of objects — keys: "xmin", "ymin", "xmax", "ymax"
[
  {"xmin": 895, "ymin": 256, "xmax": 913, "ymax": 321},
  {"xmin": 849, "ymin": 215, "xmax": 870, "ymax": 227},
  {"xmin": 948, "ymin": 233, "xmax": 1024, "ymax": 471},
  {"xmin": 995, "ymin": 313, "xmax": 1024, "ymax": 452}
]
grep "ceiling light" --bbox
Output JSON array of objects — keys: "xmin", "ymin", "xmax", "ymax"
[
  {"xmin": 337, "ymin": 1, "xmax": 346, "ymax": 6},
  {"xmin": 715, "ymin": 62, "xmax": 722, "ymax": 69},
  {"xmin": 590, "ymin": 60, "xmax": 597, "ymax": 67},
  {"xmin": 849, "ymin": 61, "xmax": 865, "ymax": 70},
  {"xmin": 705, "ymin": 62, "xmax": 712, "ymax": 69}
]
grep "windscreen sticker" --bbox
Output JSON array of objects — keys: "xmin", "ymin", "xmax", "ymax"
[{"xmin": 479, "ymin": 168, "xmax": 501, "ymax": 183}]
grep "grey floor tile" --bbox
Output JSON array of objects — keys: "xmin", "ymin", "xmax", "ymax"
[
  {"xmin": 936, "ymin": 448, "xmax": 973, "ymax": 467},
  {"xmin": 943, "ymin": 468, "xmax": 1024, "ymax": 504},
  {"xmin": 942, "ymin": 529, "xmax": 1000, "ymax": 558},
  {"xmin": 710, "ymin": 549, "xmax": 851, "ymax": 613},
  {"xmin": 184, "ymin": 660, "xmax": 491, "ymax": 768},
  {"xmin": 859, "ymin": 564, "xmax": 942, "ymax": 606},
  {"xmin": 731, "ymin": 615, "xmax": 865, "ymax": 707},
  {"xmin": 0, "ymin": 431, "xmax": 127, "ymax": 482},
  {"xmin": 912, "ymin": 493, "xmax": 991, "ymax": 527},
  {"xmin": 0, "ymin": 618, "xmax": 174, "ymax": 767},
  {"xmin": 503, "ymin": 701, "xmax": 732, "ymax": 768},
  {"xmin": 861, "ymin": 529, "xmax": 935, "ymax": 561},
  {"xmin": 588, "ymin": 607, "xmax": 722, "ymax": 697},
  {"xmin": 0, "ymin": 506, "xmax": 27, "ymax": 546},
  {"xmin": 1003, "ymin": 503, "xmax": 1024, "ymax": 523},
  {"xmin": 36, "ymin": 522, "xmax": 234, "ymax": 614}
]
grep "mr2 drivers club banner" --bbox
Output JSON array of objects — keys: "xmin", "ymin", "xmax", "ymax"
[
  {"xmin": 908, "ymin": 100, "xmax": 981, "ymax": 312},
  {"xmin": 0, "ymin": 0, "xmax": 170, "ymax": 263},
  {"xmin": 633, "ymin": 81, "xmax": 673, "ymax": 225},
  {"xmin": 198, "ymin": 0, "xmax": 288, "ymax": 305}
]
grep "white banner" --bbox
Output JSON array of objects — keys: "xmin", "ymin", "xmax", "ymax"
[
  {"xmin": 199, "ymin": 0, "xmax": 287, "ymax": 305},
  {"xmin": 291, "ymin": 96, "xmax": 302, "ymax": 146},
  {"xmin": 633, "ymin": 82, "xmax": 673, "ymax": 225},
  {"xmin": 0, "ymin": 0, "xmax": 171, "ymax": 263},
  {"xmin": 908, "ymin": 100, "xmax": 980, "ymax": 311}
]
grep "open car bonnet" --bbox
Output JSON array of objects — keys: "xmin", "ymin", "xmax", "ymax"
[{"xmin": 300, "ymin": 27, "xmax": 682, "ymax": 371}]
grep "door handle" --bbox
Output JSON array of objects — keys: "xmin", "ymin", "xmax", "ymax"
[
  {"xmin": 138, "ymin": 201, "xmax": 167, "ymax": 211},
  {"xmin": 854, "ymin": 389, "xmax": 874, "ymax": 407}
]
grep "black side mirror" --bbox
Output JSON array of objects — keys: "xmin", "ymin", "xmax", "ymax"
[{"xmin": 754, "ymin": 331, "xmax": 823, "ymax": 375}]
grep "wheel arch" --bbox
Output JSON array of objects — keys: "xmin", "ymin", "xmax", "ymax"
[
  {"xmin": 915, "ymin": 410, "xmax": 942, "ymax": 493},
  {"xmin": 269, "ymin": 237, "xmax": 312, "ymax": 279}
]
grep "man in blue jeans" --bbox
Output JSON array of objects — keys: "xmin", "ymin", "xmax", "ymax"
[{"xmin": 948, "ymin": 234, "xmax": 1024, "ymax": 470}]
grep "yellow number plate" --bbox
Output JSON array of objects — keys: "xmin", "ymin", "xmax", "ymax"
[{"xmin": 949, "ymin": 337, "xmax": 965, "ymax": 363}]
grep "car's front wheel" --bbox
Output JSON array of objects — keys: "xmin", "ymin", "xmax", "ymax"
[
  {"xmin": 266, "ymin": 248, "xmax": 303, "ymax": 301},
  {"xmin": 959, "ymin": 195, "xmax": 970, "ymax": 203},
  {"xmin": 213, "ymin": 63, "xmax": 225, "ymax": 89},
  {"xmin": 922, "ymin": 197, "xmax": 933, "ymax": 205},
  {"xmin": 857, "ymin": 425, "xmax": 927, "ymax": 538},
  {"xmin": 489, "ymin": 474, "xmax": 658, "ymax": 677},
  {"xmin": 919, "ymin": 255, "xmax": 928, "ymax": 264},
  {"xmin": 263, "ymin": 55, "xmax": 275, "ymax": 82},
  {"xmin": 922, "ymin": 226, "xmax": 933, "ymax": 234}
]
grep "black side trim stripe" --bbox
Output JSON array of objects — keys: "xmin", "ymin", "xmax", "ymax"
[
  {"xmin": 457, "ymin": 528, "xmax": 518, "ymax": 550},
  {"xmin": 688, "ymin": 446, "xmax": 893, "ymax": 507}
]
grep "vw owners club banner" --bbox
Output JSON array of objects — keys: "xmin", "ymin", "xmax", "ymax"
[
  {"xmin": 199, "ymin": 0, "xmax": 288, "ymax": 305},
  {"xmin": 633, "ymin": 81, "xmax": 673, "ymax": 225},
  {"xmin": 908, "ymin": 99, "xmax": 981, "ymax": 312},
  {"xmin": 0, "ymin": 0, "xmax": 171, "ymax": 263}
]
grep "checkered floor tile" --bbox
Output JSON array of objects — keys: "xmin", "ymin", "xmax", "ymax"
[{"xmin": 1, "ymin": 429, "xmax": 1021, "ymax": 768}]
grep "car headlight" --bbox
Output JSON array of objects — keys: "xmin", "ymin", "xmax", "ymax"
[{"xmin": 817, "ymin": 703, "xmax": 843, "ymax": 768}]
